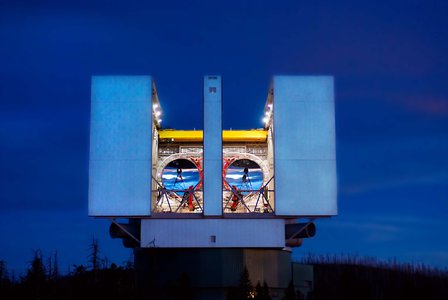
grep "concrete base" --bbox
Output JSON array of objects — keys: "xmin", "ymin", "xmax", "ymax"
[{"xmin": 134, "ymin": 248, "xmax": 292, "ymax": 300}]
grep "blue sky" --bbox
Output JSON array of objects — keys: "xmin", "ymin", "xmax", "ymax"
[{"xmin": 1, "ymin": 0, "xmax": 447, "ymax": 274}]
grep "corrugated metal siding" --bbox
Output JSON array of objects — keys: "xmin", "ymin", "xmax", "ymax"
[
  {"xmin": 243, "ymin": 249, "xmax": 291, "ymax": 288},
  {"xmin": 141, "ymin": 219, "xmax": 285, "ymax": 248},
  {"xmin": 134, "ymin": 248, "xmax": 291, "ymax": 290}
]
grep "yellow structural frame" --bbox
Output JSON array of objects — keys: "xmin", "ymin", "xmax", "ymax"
[{"xmin": 159, "ymin": 130, "xmax": 268, "ymax": 142}]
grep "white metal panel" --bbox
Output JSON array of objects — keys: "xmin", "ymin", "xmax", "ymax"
[
  {"xmin": 89, "ymin": 76, "xmax": 152, "ymax": 216},
  {"xmin": 274, "ymin": 76, "xmax": 337, "ymax": 216},
  {"xmin": 141, "ymin": 219, "xmax": 285, "ymax": 248},
  {"xmin": 275, "ymin": 160, "xmax": 337, "ymax": 215},
  {"xmin": 203, "ymin": 76, "xmax": 223, "ymax": 216}
]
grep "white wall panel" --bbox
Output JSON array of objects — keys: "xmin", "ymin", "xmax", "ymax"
[
  {"xmin": 141, "ymin": 219, "xmax": 285, "ymax": 248},
  {"xmin": 275, "ymin": 160, "xmax": 337, "ymax": 215},
  {"xmin": 89, "ymin": 76, "xmax": 152, "ymax": 216},
  {"xmin": 274, "ymin": 76, "xmax": 337, "ymax": 216},
  {"xmin": 203, "ymin": 76, "xmax": 223, "ymax": 216}
]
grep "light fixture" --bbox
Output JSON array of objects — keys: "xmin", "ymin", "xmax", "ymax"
[
  {"xmin": 155, "ymin": 111, "xmax": 161, "ymax": 117},
  {"xmin": 263, "ymin": 117, "xmax": 268, "ymax": 123},
  {"xmin": 153, "ymin": 103, "xmax": 158, "ymax": 109}
]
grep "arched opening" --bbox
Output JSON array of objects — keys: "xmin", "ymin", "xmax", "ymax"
[
  {"xmin": 154, "ymin": 158, "xmax": 203, "ymax": 213},
  {"xmin": 223, "ymin": 159, "xmax": 271, "ymax": 213}
]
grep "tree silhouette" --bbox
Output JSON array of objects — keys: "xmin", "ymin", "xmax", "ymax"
[
  {"xmin": 228, "ymin": 266, "xmax": 254, "ymax": 300},
  {"xmin": 0, "ymin": 260, "xmax": 13, "ymax": 299},
  {"xmin": 263, "ymin": 281, "xmax": 272, "ymax": 300},
  {"xmin": 0, "ymin": 260, "xmax": 8, "ymax": 284},
  {"xmin": 88, "ymin": 237, "xmax": 100, "ymax": 272},
  {"xmin": 283, "ymin": 280, "xmax": 296, "ymax": 300},
  {"xmin": 255, "ymin": 281, "xmax": 263, "ymax": 299},
  {"xmin": 239, "ymin": 266, "xmax": 254, "ymax": 299},
  {"xmin": 22, "ymin": 250, "xmax": 47, "ymax": 299},
  {"xmin": 2, "ymin": 246, "xmax": 448, "ymax": 300},
  {"xmin": 46, "ymin": 251, "xmax": 59, "ymax": 300},
  {"xmin": 255, "ymin": 281, "xmax": 272, "ymax": 300},
  {"xmin": 52, "ymin": 251, "xmax": 59, "ymax": 280}
]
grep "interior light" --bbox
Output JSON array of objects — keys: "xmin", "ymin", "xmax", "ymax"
[
  {"xmin": 155, "ymin": 111, "xmax": 161, "ymax": 117},
  {"xmin": 263, "ymin": 117, "xmax": 268, "ymax": 123},
  {"xmin": 153, "ymin": 103, "xmax": 158, "ymax": 109}
]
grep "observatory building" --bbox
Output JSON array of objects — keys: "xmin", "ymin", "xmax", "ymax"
[{"xmin": 89, "ymin": 75, "xmax": 337, "ymax": 299}]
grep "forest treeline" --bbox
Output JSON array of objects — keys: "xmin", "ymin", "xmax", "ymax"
[
  {"xmin": 0, "ymin": 239, "xmax": 135, "ymax": 300},
  {"xmin": 1, "ymin": 241, "xmax": 448, "ymax": 300},
  {"xmin": 301, "ymin": 253, "xmax": 448, "ymax": 300}
]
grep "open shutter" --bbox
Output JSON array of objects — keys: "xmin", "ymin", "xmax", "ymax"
[
  {"xmin": 274, "ymin": 76, "xmax": 337, "ymax": 216},
  {"xmin": 89, "ymin": 76, "xmax": 153, "ymax": 216}
]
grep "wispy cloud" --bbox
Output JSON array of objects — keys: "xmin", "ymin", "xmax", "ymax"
[
  {"xmin": 331, "ymin": 219, "xmax": 401, "ymax": 234},
  {"xmin": 340, "ymin": 172, "xmax": 448, "ymax": 196},
  {"xmin": 397, "ymin": 96, "xmax": 448, "ymax": 117}
]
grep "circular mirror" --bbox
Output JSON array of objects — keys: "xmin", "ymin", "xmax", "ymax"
[
  {"xmin": 225, "ymin": 159, "xmax": 263, "ymax": 194},
  {"xmin": 162, "ymin": 159, "xmax": 200, "ymax": 193}
]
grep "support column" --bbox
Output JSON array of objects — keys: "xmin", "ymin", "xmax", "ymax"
[{"xmin": 203, "ymin": 76, "xmax": 223, "ymax": 216}]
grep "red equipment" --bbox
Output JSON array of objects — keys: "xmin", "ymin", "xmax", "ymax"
[{"xmin": 230, "ymin": 185, "xmax": 242, "ymax": 211}]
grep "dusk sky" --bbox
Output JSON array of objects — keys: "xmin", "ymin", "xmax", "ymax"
[{"xmin": 1, "ymin": 0, "xmax": 447, "ymax": 274}]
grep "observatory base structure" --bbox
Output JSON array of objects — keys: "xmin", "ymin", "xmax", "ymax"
[
  {"xmin": 135, "ymin": 248, "xmax": 292, "ymax": 300},
  {"xmin": 88, "ymin": 75, "xmax": 336, "ymax": 299}
]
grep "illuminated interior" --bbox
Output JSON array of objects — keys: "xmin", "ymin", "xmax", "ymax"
[{"xmin": 151, "ymin": 86, "xmax": 275, "ymax": 215}]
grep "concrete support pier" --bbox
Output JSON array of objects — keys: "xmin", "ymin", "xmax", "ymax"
[{"xmin": 134, "ymin": 248, "xmax": 292, "ymax": 300}]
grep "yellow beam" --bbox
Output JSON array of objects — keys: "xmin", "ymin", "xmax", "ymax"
[
  {"xmin": 159, "ymin": 130, "xmax": 203, "ymax": 142},
  {"xmin": 158, "ymin": 130, "xmax": 267, "ymax": 142},
  {"xmin": 223, "ymin": 130, "xmax": 267, "ymax": 142}
]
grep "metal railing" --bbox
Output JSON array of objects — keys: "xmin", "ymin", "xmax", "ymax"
[
  {"xmin": 151, "ymin": 176, "xmax": 274, "ymax": 214},
  {"xmin": 222, "ymin": 176, "xmax": 274, "ymax": 213}
]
